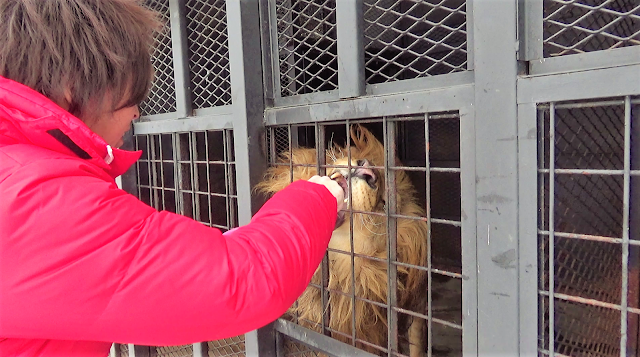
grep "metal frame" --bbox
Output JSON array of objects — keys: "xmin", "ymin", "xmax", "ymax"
[{"xmin": 120, "ymin": 0, "xmax": 640, "ymax": 356}]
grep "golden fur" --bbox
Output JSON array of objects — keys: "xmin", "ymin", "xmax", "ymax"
[{"xmin": 255, "ymin": 125, "xmax": 428, "ymax": 356}]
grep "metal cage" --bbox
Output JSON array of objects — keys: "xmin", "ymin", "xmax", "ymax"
[{"xmin": 114, "ymin": 0, "xmax": 640, "ymax": 356}]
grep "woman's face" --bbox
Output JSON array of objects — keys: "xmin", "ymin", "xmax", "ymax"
[{"xmin": 86, "ymin": 104, "xmax": 140, "ymax": 149}]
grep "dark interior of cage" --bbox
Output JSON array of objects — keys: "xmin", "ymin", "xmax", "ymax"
[
  {"xmin": 269, "ymin": 119, "xmax": 462, "ymax": 356},
  {"xmin": 538, "ymin": 102, "xmax": 640, "ymax": 356}
]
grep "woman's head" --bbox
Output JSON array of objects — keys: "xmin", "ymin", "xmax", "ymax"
[{"xmin": 0, "ymin": 0, "xmax": 161, "ymax": 133}]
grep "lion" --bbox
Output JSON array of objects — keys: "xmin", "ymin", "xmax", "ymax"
[{"xmin": 255, "ymin": 125, "xmax": 429, "ymax": 357}]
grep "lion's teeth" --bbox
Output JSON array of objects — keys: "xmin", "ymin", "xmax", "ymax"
[{"xmin": 330, "ymin": 172, "xmax": 342, "ymax": 180}]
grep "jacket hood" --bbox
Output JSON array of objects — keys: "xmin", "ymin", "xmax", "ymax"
[{"xmin": 0, "ymin": 76, "xmax": 140, "ymax": 178}]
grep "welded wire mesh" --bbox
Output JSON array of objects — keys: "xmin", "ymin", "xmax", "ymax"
[
  {"xmin": 207, "ymin": 336, "xmax": 246, "ymax": 357},
  {"xmin": 275, "ymin": 0, "xmax": 338, "ymax": 97},
  {"xmin": 543, "ymin": 0, "xmax": 640, "ymax": 57},
  {"xmin": 537, "ymin": 97, "xmax": 640, "ymax": 357},
  {"xmin": 134, "ymin": 130, "xmax": 237, "ymax": 231},
  {"xmin": 156, "ymin": 345, "xmax": 193, "ymax": 357},
  {"xmin": 186, "ymin": 0, "xmax": 232, "ymax": 108},
  {"xmin": 363, "ymin": 0, "xmax": 467, "ymax": 84},
  {"xmin": 283, "ymin": 337, "xmax": 321, "ymax": 357},
  {"xmin": 119, "ymin": 343, "xmax": 129, "ymax": 357},
  {"xmin": 265, "ymin": 115, "xmax": 462, "ymax": 356},
  {"xmin": 140, "ymin": 0, "xmax": 177, "ymax": 116}
]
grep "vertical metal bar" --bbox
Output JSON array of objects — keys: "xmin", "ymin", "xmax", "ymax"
[
  {"xmin": 315, "ymin": 123, "xmax": 331, "ymax": 337},
  {"xmin": 120, "ymin": 129, "xmax": 139, "ymax": 197},
  {"xmin": 424, "ymin": 114, "xmax": 433, "ymax": 357},
  {"xmin": 548, "ymin": 102, "xmax": 556, "ymax": 356},
  {"xmin": 259, "ymin": 0, "xmax": 276, "ymax": 107},
  {"xmin": 168, "ymin": 0, "xmax": 193, "ymax": 118},
  {"xmin": 226, "ymin": 1, "xmax": 270, "ymax": 355},
  {"xmin": 288, "ymin": 125, "xmax": 294, "ymax": 183},
  {"xmin": 189, "ymin": 132, "xmax": 198, "ymax": 220},
  {"xmin": 472, "ymin": 0, "xmax": 519, "ymax": 354},
  {"xmin": 336, "ymin": 0, "xmax": 365, "ymax": 98},
  {"xmin": 192, "ymin": 342, "xmax": 208, "ymax": 357},
  {"xmin": 621, "ymin": 96, "xmax": 631, "ymax": 356},
  {"xmin": 150, "ymin": 135, "xmax": 160, "ymax": 210},
  {"xmin": 227, "ymin": 129, "xmax": 238, "ymax": 228},
  {"xmin": 223, "ymin": 129, "xmax": 231, "ymax": 229},
  {"xmin": 173, "ymin": 133, "xmax": 181, "ymax": 215},
  {"xmin": 268, "ymin": 0, "xmax": 284, "ymax": 100},
  {"xmin": 465, "ymin": 0, "xmax": 474, "ymax": 71},
  {"xmin": 159, "ymin": 133, "xmax": 166, "ymax": 211},
  {"xmin": 517, "ymin": 102, "xmax": 541, "ymax": 355},
  {"xmin": 204, "ymin": 131, "xmax": 213, "ymax": 227},
  {"xmin": 459, "ymin": 106, "xmax": 478, "ymax": 357},
  {"xmin": 517, "ymin": 0, "xmax": 543, "ymax": 61},
  {"xmin": 383, "ymin": 118, "xmax": 399, "ymax": 356},
  {"xmin": 537, "ymin": 108, "xmax": 547, "ymax": 354},
  {"xmin": 346, "ymin": 119, "xmax": 357, "ymax": 346}
]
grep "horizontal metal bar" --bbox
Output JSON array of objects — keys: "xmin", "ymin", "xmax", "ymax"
[
  {"xmin": 265, "ymin": 86, "xmax": 473, "ymax": 125},
  {"xmin": 274, "ymin": 319, "xmax": 379, "ymax": 357},
  {"xmin": 518, "ymin": 64, "xmax": 640, "ymax": 104},
  {"xmin": 133, "ymin": 115, "xmax": 235, "ymax": 134},
  {"xmin": 539, "ymin": 290, "xmax": 624, "ymax": 311},
  {"xmin": 393, "ymin": 306, "xmax": 463, "ymax": 331},
  {"xmin": 365, "ymin": 71, "xmax": 474, "ymax": 97},
  {"xmin": 530, "ymin": 46, "xmax": 640, "ymax": 75},
  {"xmin": 538, "ymin": 168, "xmax": 640, "ymax": 176},
  {"xmin": 538, "ymin": 230, "xmax": 640, "ymax": 246},
  {"xmin": 537, "ymin": 98, "xmax": 640, "ymax": 109},
  {"xmin": 538, "ymin": 348, "xmax": 571, "ymax": 357}
]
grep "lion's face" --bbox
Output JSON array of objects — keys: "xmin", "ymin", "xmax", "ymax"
[{"xmin": 327, "ymin": 157, "xmax": 383, "ymax": 214}]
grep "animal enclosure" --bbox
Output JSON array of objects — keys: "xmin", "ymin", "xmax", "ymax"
[{"xmin": 114, "ymin": 0, "xmax": 640, "ymax": 356}]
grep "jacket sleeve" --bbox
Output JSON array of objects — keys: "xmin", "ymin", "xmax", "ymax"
[{"xmin": 0, "ymin": 159, "xmax": 336, "ymax": 345}]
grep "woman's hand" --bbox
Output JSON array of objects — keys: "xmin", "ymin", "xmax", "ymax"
[{"xmin": 308, "ymin": 175, "xmax": 345, "ymax": 213}]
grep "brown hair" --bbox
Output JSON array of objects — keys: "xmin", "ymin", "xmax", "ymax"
[{"xmin": 0, "ymin": 0, "xmax": 161, "ymax": 120}]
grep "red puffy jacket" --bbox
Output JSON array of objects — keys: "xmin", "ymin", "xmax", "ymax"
[{"xmin": 0, "ymin": 76, "xmax": 336, "ymax": 356}]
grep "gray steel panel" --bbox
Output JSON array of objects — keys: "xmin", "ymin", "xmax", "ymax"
[
  {"xmin": 517, "ymin": 102, "xmax": 539, "ymax": 356},
  {"xmin": 139, "ymin": 112, "xmax": 180, "ymax": 122},
  {"xmin": 273, "ymin": 89, "xmax": 340, "ymax": 108},
  {"xmin": 265, "ymin": 85, "xmax": 474, "ymax": 125},
  {"xmin": 274, "ymin": 319, "xmax": 380, "ymax": 357},
  {"xmin": 518, "ymin": 64, "xmax": 640, "ymax": 104},
  {"xmin": 133, "ymin": 115, "xmax": 235, "ymax": 135},
  {"xmin": 459, "ymin": 106, "xmax": 478, "ymax": 357},
  {"xmin": 471, "ymin": 0, "xmax": 520, "ymax": 355},
  {"xmin": 466, "ymin": 0, "xmax": 474, "ymax": 71},
  {"xmin": 337, "ymin": 0, "xmax": 365, "ymax": 98},
  {"xmin": 193, "ymin": 105, "xmax": 234, "ymax": 117},
  {"xmin": 365, "ymin": 71, "xmax": 474, "ymax": 97},
  {"xmin": 169, "ymin": 0, "xmax": 193, "ymax": 118},
  {"xmin": 518, "ymin": 0, "xmax": 543, "ymax": 61},
  {"xmin": 226, "ymin": 0, "xmax": 270, "ymax": 355},
  {"xmin": 529, "ymin": 46, "xmax": 640, "ymax": 75}
]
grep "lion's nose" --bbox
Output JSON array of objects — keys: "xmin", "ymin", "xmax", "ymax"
[{"xmin": 353, "ymin": 159, "xmax": 377, "ymax": 189}]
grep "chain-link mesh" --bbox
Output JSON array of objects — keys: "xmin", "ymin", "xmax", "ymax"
[
  {"xmin": 276, "ymin": 0, "xmax": 338, "ymax": 97},
  {"xmin": 537, "ymin": 98, "xmax": 640, "ymax": 357},
  {"xmin": 363, "ymin": 0, "xmax": 467, "ymax": 84},
  {"xmin": 140, "ymin": 0, "xmax": 177, "ymax": 116},
  {"xmin": 186, "ymin": 0, "xmax": 232, "ymax": 108},
  {"xmin": 543, "ymin": 0, "xmax": 640, "ymax": 57},
  {"xmin": 265, "ymin": 117, "xmax": 462, "ymax": 356},
  {"xmin": 207, "ymin": 336, "xmax": 245, "ymax": 357}
]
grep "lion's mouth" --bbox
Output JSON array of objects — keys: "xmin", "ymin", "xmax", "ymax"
[{"xmin": 330, "ymin": 159, "xmax": 377, "ymax": 229}]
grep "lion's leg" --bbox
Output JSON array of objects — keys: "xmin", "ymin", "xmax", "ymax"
[{"xmin": 408, "ymin": 317, "xmax": 426, "ymax": 357}]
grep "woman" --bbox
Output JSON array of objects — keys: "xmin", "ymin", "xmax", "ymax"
[{"xmin": 0, "ymin": 1, "xmax": 344, "ymax": 356}]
